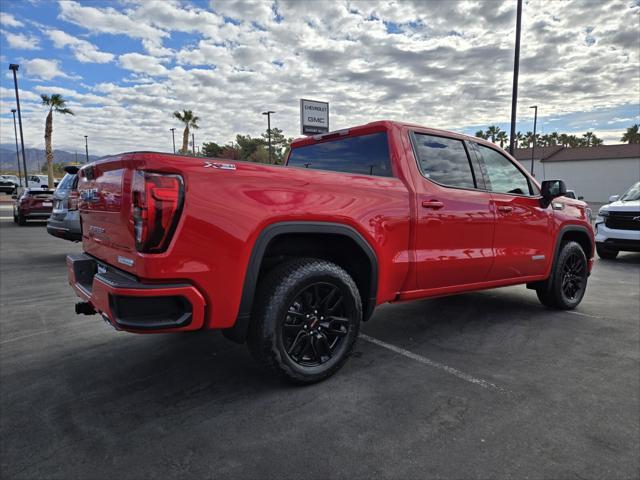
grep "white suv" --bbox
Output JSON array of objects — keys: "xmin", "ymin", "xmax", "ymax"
[{"xmin": 595, "ymin": 182, "xmax": 640, "ymax": 259}]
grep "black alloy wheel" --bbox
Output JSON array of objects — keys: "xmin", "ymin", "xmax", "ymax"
[
  {"xmin": 248, "ymin": 258, "xmax": 362, "ymax": 384},
  {"xmin": 560, "ymin": 251, "xmax": 586, "ymax": 302},
  {"xmin": 536, "ymin": 241, "xmax": 588, "ymax": 309},
  {"xmin": 283, "ymin": 282, "xmax": 350, "ymax": 367}
]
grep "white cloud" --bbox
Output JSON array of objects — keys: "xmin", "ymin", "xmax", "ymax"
[
  {"xmin": 45, "ymin": 29, "xmax": 114, "ymax": 63},
  {"xmin": 58, "ymin": 0, "xmax": 167, "ymax": 43},
  {"xmin": 22, "ymin": 58, "xmax": 78, "ymax": 80},
  {"xmin": 0, "ymin": 0, "xmax": 637, "ymax": 156},
  {"xmin": 0, "ymin": 12, "xmax": 24, "ymax": 28},
  {"xmin": 119, "ymin": 52, "xmax": 168, "ymax": 76},
  {"xmin": 1, "ymin": 29, "xmax": 40, "ymax": 50}
]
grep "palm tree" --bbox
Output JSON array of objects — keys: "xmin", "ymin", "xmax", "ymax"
[
  {"xmin": 173, "ymin": 110, "xmax": 200, "ymax": 154},
  {"xmin": 512, "ymin": 131, "xmax": 525, "ymax": 148},
  {"xmin": 582, "ymin": 131, "xmax": 594, "ymax": 147},
  {"xmin": 549, "ymin": 131, "xmax": 559, "ymax": 146},
  {"xmin": 486, "ymin": 125, "xmax": 501, "ymax": 143},
  {"xmin": 591, "ymin": 136, "xmax": 603, "ymax": 146},
  {"xmin": 474, "ymin": 129, "xmax": 487, "ymax": 139},
  {"xmin": 559, "ymin": 133, "xmax": 570, "ymax": 147},
  {"xmin": 524, "ymin": 131, "xmax": 538, "ymax": 148},
  {"xmin": 567, "ymin": 135, "xmax": 580, "ymax": 147},
  {"xmin": 496, "ymin": 131, "xmax": 508, "ymax": 148},
  {"xmin": 621, "ymin": 124, "xmax": 640, "ymax": 144},
  {"xmin": 539, "ymin": 134, "xmax": 551, "ymax": 147},
  {"xmin": 41, "ymin": 94, "xmax": 74, "ymax": 188}
]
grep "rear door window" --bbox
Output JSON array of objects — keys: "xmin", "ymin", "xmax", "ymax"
[
  {"xmin": 287, "ymin": 132, "xmax": 393, "ymax": 177},
  {"xmin": 412, "ymin": 133, "xmax": 476, "ymax": 189}
]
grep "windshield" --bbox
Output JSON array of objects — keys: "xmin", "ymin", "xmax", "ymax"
[{"xmin": 620, "ymin": 182, "xmax": 640, "ymax": 201}]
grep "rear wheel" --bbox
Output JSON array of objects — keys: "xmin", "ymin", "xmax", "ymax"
[
  {"xmin": 596, "ymin": 244, "xmax": 618, "ymax": 260},
  {"xmin": 536, "ymin": 241, "xmax": 588, "ymax": 309},
  {"xmin": 248, "ymin": 258, "xmax": 361, "ymax": 384}
]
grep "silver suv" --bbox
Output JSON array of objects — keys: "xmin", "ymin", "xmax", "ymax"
[{"xmin": 47, "ymin": 166, "xmax": 81, "ymax": 242}]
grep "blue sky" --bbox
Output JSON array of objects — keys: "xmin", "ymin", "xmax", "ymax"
[{"xmin": 1, "ymin": 0, "xmax": 638, "ymax": 155}]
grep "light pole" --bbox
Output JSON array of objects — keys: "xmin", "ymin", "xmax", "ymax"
[
  {"xmin": 262, "ymin": 110, "xmax": 275, "ymax": 164},
  {"xmin": 9, "ymin": 64, "xmax": 28, "ymax": 186},
  {"xmin": 508, "ymin": 0, "xmax": 523, "ymax": 155},
  {"xmin": 170, "ymin": 128, "xmax": 176, "ymax": 154},
  {"xmin": 84, "ymin": 135, "xmax": 89, "ymax": 163},
  {"xmin": 191, "ymin": 132, "xmax": 195, "ymax": 156},
  {"xmin": 529, "ymin": 105, "xmax": 538, "ymax": 176},
  {"xmin": 10, "ymin": 109, "xmax": 22, "ymax": 187}
]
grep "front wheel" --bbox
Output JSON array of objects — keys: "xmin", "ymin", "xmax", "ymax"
[
  {"xmin": 247, "ymin": 258, "xmax": 362, "ymax": 384},
  {"xmin": 17, "ymin": 213, "xmax": 26, "ymax": 226},
  {"xmin": 536, "ymin": 241, "xmax": 588, "ymax": 309}
]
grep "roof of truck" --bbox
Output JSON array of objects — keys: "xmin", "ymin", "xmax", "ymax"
[{"xmin": 291, "ymin": 120, "xmax": 474, "ymax": 148}]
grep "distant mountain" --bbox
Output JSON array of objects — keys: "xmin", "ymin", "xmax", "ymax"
[{"xmin": 0, "ymin": 144, "xmax": 103, "ymax": 173}]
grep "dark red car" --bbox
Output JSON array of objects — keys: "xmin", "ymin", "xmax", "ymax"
[
  {"xmin": 13, "ymin": 188, "xmax": 55, "ymax": 225},
  {"xmin": 67, "ymin": 121, "xmax": 594, "ymax": 383}
]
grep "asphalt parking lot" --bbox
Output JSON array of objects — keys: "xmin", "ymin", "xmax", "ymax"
[{"xmin": 1, "ymin": 199, "xmax": 639, "ymax": 480}]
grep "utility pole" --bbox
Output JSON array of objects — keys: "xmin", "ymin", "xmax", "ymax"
[
  {"xmin": 170, "ymin": 128, "xmax": 176, "ymax": 154},
  {"xmin": 10, "ymin": 109, "xmax": 22, "ymax": 187},
  {"xmin": 529, "ymin": 105, "xmax": 538, "ymax": 176},
  {"xmin": 508, "ymin": 0, "xmax": 523, "ymax": 155},
  {"xmin": 9, "ymin": 64, "xmax": 28, "ymax": 186},
  {"xmin": 192, "ymin": 132, "xmax": 195, "ymax": 156},
  {"xmin": 84, "ymin": 135, "xmax": 89, "ymax": 163},
  {"xmin": 262, "ymin": 110, "xmax": 275, "ymax": 163}
]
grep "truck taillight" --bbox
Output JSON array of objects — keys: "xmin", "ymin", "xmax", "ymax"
[
  {"xmin": 68, "ymin": 190, "xmax": 79, "ymax": 211},
  {"xmin": 130, "ymin": 171, "xmax": 184, "ymax": 253}
]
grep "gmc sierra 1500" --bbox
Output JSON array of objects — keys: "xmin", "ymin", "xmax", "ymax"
[{"xmin": 67, "ymin": 121, "xmax": 594, "ymax": 383}]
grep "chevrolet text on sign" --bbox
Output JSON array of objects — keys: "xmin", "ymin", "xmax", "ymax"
[{"xmin": 300, "ymin": 99, "xmax": 329, "ymax": 135}]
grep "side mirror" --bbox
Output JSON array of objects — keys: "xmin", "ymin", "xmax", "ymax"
[
  {"xmin": 578, "ymin": 196, "xmax": 584, "ymax": 200},
  {"xmin": 540, "ymin": 179, "xmax": 567, "ymax": 207},
  {"xmin": 608, "ymin": 195, "xmax": 620, "ymax": 203}
]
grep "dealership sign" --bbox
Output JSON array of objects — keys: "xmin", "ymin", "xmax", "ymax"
[{"xmin": 300, "ymin": 99, "xmax": 329, "ymax": 135}]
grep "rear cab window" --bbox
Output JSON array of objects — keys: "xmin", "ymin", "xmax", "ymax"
[
  {"xmin": 287, "ymin": 132, "xmax": 393, "ymax": 177},
  {"xmin": 411, "ymin": 133, "xmax": 476, "ymax": 189}
]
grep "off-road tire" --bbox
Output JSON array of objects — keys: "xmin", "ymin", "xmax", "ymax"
[
  {"xmin": 596, "ymin": 244, "xmax": 618, "ymax": 260},
  {"xmin": 536, "ymin": 241, "xmax": 588, "ymax": 309},
  {"xmin": 247, "ymin": 258, "xmax": 362, "ymax": 384}
]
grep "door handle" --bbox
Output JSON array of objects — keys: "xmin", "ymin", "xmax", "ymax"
[
  {"xmin": 497, "ymin": 205, "xmax": 513, "ymax": 213},
  {"xmin": 422, "ymin": 200, "xmax": 444, "ymax": 209}
]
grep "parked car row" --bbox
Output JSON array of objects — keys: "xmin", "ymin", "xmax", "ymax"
[
  {"xmin": 1, "ymin": 174, "xmax": 62, "ymax": 194},
  {"xmin": 9, "ymin": 166, "xmax": 81, "ymax": 241}
]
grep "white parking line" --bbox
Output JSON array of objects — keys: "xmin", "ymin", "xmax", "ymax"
[{"xmin": 359, "ymin": 333, "xmax": 511, "ymax": 395}]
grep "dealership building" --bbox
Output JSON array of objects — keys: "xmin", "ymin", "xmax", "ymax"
[{"xmin": 513, "ymin": 144, "xmax": 640, "ymax": 203}]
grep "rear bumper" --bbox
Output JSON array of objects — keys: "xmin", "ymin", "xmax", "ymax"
[
  {"xmin": 66, "ymin": 253, "xmax": 206, "ymax": 332},
  {"xmin": 47, "ymin": 215, "xmax": 81, "ymax": 241}
]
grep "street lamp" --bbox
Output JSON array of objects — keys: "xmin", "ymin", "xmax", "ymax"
[
  {"xmin": 9, "ymin": 64, "xmax": 28, "ymax": 187},
  {"xmin": 529, "ymin": 105, "xmax": 538, "ymax": 176},
  {"xmin": 508, "ymin": 0, "xmax": 523, "ymax": 155},
  {"xmin": 84, "ymin": 135, "xmax": 89, "ymax": 163},
  {"xmin": 10, "ymin": 109, "xmax": 23, "ymax": 187},
  {"xmin": 170, "ymin": 128, "xmax": 176, "ymax": 154},
  {"xmin": 262, "ymin": 110, "xmax": 275, "ymax": 164}
]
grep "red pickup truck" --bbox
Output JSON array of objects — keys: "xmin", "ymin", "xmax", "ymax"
[{"xmin": 68, "ymin": 121, "xmax": 594, "ymax": 383}]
